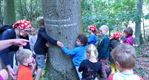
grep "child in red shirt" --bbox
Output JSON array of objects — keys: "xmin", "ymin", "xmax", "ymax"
[{"xmin": 16, "ymin": 49, "xmax": 34, "ymax": 80}]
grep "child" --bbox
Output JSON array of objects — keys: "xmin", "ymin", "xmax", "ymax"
[
  {"xmin": 0, "ymin": 39, "xmax": 29, "ymax": 80},
  {"xmin": 109, "ymin": 32, "xmax": 121, "ymax": 74},
  {"xmin": 122, "ymin": 27, "xmax": 133, "ymax": 46},
  {"xmin": 108, "ymin": 44, "xmax": 143, "ymax": 80},
  {"xmin": 16, "ymin": 49, "xmax": 33, "ymax": 80},
  {"xmin": 110, "ymin": 32, "xmax": 121, "ymax": 50},
  {"xmin": 59, "ymin": 34, "xmax": 87, "ymax": 79},
  {"xmin": 97, "ymin": 25, "xmax": 111, "ymax": 78},
  {"xmin": 29, "ymin": 28, "xmax": 37, "ymax": 51},
  {"xmin": 0, "ymin": 20, "xmax": 32, "ymax": 79},
  {"xmin": 34, "ymin": 16, "xmax": 62, "ymax": 80},
  {"xmin": 79, "ymin": 44, "xmax": 103, "ymax": 80},
  {"xmin": 87, "ymin": 25, "xmax": 97, "ymax": 45},
  {"xmin": 97, "ymin": 25, "xmax": 110, "ymax": 60}
]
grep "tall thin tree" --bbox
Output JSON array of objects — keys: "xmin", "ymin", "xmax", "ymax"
[
  {"xmin": 135, "ymin": 0, "xmax": 143, "ymax": 45},
  {"xmin": 0, "ymin": 0, "xmax": 2, "ymax": 26},
  {"xmin": 4, "ymin": 0, "xmax": 16, "ymax": 25}
]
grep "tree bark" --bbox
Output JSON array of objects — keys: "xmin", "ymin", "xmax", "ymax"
[
  {"xmin": 0, "ymin": 0, "xmax": 3, "ymax": 27},
  {"xmin": 142, "ymin": 18, "xmax": 146, "ymax": 42},
  {"xmin": 4, "ymin": 0, "xmax": 16, "ymax": 25},
  {"xmin": 18, "ymin": 0, "xmax": 24, "ymax": 19},
  {"xmin": 135, "ymin": 0, "xmax": 143, "ymax": 45},
  {"xmin": 43, "ymin": 0, "xmax": 81, "ymax": 80}
]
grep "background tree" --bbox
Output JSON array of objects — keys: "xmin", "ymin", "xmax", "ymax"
[
  {"xmin": 15, "ymin": 0, "xmax": 43, "ymax": 27},
  {"xmin": 43, "ymin": 0, "xmax": 80, "ymax": 79},
  {"xmin": 81, "ymin": 0, "xmax": 136, "ymax": 33},
  {"xmin": 0, "ymin": 0, "xmax": 2, "ymax": 27},
  {"xmin": 135, "ymin": 0, "xmax": 143, "ymax": 45},
  {"xmin": 3, "ymin": 0, "xmax": 15, "ymax": 25}
]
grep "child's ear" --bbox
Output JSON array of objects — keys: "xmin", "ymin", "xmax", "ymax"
[
  {"xmin": 86, "ymin": 52, "xmax": 90, "ymax": 59},
  {"xmin": 115, "ymin": 61, "xmax": 120, "ymax": 68},
  {"xmin": 23, "ymin": 58, "xmax": 28, "ymax": 63}
]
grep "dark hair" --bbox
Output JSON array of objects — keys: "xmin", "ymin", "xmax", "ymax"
[
  {"xmin": 38, "ymin": 19, "xmax": 44, "ymax": 26},
  {"xmin": 110, "ymin": 39, "xmax": 120, "ymax": 50},
  {"xmin": 124, "ymin": 27, "xmax": 133, "ymax": 36},
  {"xmin": 77, "ymin": 34, "xmax": 87, "ymax": 46}
]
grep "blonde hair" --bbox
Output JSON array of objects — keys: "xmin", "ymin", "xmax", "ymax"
[
  {"xmin": 111, "ymin": 43, "xmax": 136, "ymax": 69},
  {"xmin": 86, "ymin": 44, "xmax": 98, "ymax": 59},
  {"xmin": 16, "ymin": 48, "xmax": 32, "ymax": 64},
  {"xmin": 37, "ymin": 16, "xmax": 43, "ymax": 21},
  {"xmin": 37, "ymin": 16, "xmax": 44, "ymax": 26},
  {"xmin": 99, "ymin": 25, "xmax": 109, "ymax": 33}
]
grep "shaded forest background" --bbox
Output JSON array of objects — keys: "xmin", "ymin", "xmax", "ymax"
[
  {"xmin": 1, "ymin": 0, "xmax": 149, "ymax": 79},
  {"xmin": 1, "ymin": 0, "xmax": 149, "ymax": 45}
]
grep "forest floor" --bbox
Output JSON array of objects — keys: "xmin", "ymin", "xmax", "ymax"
[
  {"xmin": 40, "ymin": 44, "xmax": 149, "ymax": 80},
  {"xmin": 135, "ymin": 44, "xmax": 149, "ymax": 80}
]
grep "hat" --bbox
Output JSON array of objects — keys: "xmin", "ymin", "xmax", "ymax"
[
  {"xmin": 88, "ymin": 25, "xmax": 97, "ymax": 32},
  {"xmin": 110, "ymin": 32, "xmax": 121, "ymax": 40},
  {"xmin": 13, "ymin": 19, "xmax": 32, "ymax": 30}
]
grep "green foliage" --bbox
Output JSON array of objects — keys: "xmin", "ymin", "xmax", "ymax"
[
  {"xmin": 81, "ymin": 0, "xmax": 137, "ymax": 32},
  {"xmin": 15, "ymin": 0, "xmax": 43, "ymax": 28},
  {"xmin": 145, "ymin": 13, "xmax": 149, "ymax": 19}
]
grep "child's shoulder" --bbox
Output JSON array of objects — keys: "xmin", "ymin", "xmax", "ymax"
[
  {"xmin": 83, "ymin": 59, "xmax": 101, "ymax": 65},
  {"xmin": 102, "ymin": 35, "xmax": 109, "ymax": 40},
  {"xmin": 75, "ymin": 46, "xmax": 86, "ymax": 49},
  {"xmin": 108, "ymin": 73, "xmax": 143, "ymax": 80}
]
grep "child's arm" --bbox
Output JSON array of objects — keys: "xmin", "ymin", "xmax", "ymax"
[
  {"xmin": 30, "ymin": 58, "xmax": 36, "ymax": 73},
  {"xmin": 40, "ymin": 29, "xmax": 58, "ymax": 45},
  {"xmin": 61, "ymin": 47, "xmax": 78, "ymax": 56},
  {"xmin": 58, "ymin": 42, "xmax": 77, "ymax": 56}
]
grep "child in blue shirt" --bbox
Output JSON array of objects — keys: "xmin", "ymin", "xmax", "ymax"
[
  {"xmin": 59, "ymin": 34, "xmax": 87, "ymax": 79},
  {"xmin": 87, "ymin": 25, "xmax": 97, "ymax": 45}
]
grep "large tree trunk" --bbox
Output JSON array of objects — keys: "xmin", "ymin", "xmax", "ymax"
[
  {"xmin": 4, "ymin": 0, "xmax": 16, "ymax": 25},
  {"xmin": 43, "ymin": 0, "xmax": 81, "ymax": 80},
  {"xmin": 135, "ymin": 0, "xmax": 143, "ymax": 45}
]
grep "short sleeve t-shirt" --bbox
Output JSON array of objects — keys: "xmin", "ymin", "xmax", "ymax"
[{"xmin": 17, "ymin": 65, "xmax": 32, "ymax": 80}]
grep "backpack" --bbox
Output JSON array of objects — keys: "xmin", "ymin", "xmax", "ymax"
[
  {"xmin": 0, "ymin": 25, "xmax": 12, "ymax": 39},
  {"xmin": 83, "ymin": 65, "xmax": 98, "ymax": 80}
]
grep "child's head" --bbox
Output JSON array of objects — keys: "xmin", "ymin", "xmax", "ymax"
[
  {"xmin": 111, "ymin": 44, "xmax": 136, "ymax": 71},
  {"xmin": 86, "ymin": 44, "xmax": 98, "ymax": 59},
  {"xmin": 76, "ymin": 34, "xmax": 87, "ymax": 46},
  {"xmin": 99, "ymin": 25, "xmax": 109, "ymax": 35},
  {"xmin": 87, "ymin": 25, "xmax": 97, "ymax": 34},
  {"xmin": 37, "ymin": 16, "xmax": 44, "ymax": 27},
  {"xmin": 16, "ymin": 49, "xmax": 33, "ymax": 65},
  {"xmin": 124, "ymin": 27, "xmax": 133, "ymax": 36},
  {"xmin": 30, "ymin": 28, "xmax": 37, "ymax": 35}
]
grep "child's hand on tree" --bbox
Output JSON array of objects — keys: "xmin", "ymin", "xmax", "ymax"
[{"xmin": 57, "ymin": 41, "xmax": 63, "ymax": 47}]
